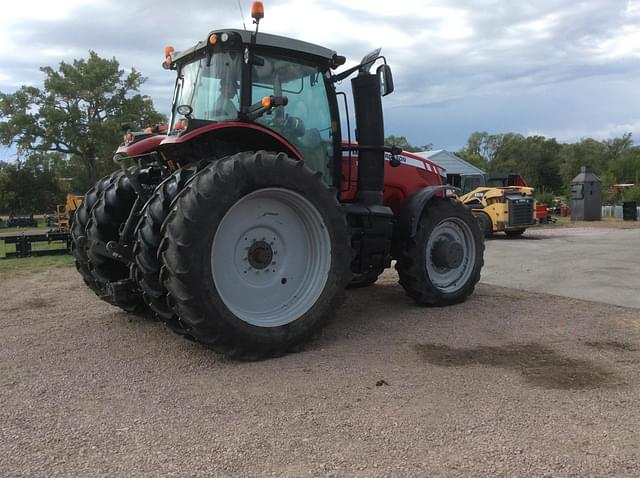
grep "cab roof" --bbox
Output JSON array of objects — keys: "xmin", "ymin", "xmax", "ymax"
[{"xmin": 172, "ymin": 29, "xmax": 337, "ymax": 65}]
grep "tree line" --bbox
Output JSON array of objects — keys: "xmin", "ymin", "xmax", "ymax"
[
  {"xmin": 387, "ymin": 132, "xmax": 640, "ymax": 202},
  {"xmin": 1, "ymin": 52, "xmax": 639, "ymax": 214},
  {"xmin": 455, "ymin": 131, "xmax": 640, "ymax": 200}
]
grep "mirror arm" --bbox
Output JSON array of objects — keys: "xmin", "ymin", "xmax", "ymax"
[{"xmin": 331, "ymin": 55, "xmax": 388, "ymax": 83}]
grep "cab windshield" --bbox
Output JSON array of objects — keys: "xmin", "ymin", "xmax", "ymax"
[{"xmin": 171, "ymin": 52, "xmax": 242, "ymax": 130}]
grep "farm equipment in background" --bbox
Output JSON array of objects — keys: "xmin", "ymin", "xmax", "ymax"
[
  {"xmin": 0, "ymin": 195, "xmax": 82, "ymax": 259},
  {"xmin": 0, "ymin": 231, "xmax": 72, "ymax": 258},
  {"xmin": 49, "ymin": 194, "xmax": 83, "ymax": 233},
  {"xmin": 457, "ymin": 173, "xmax": 536, "ymax": 237},
  {"xmin": 70, "ymin": 2, "xmax": 484, "ymax": 359},
  {"xmin": 6, "ymin": 215, "xmax": 38, "ymax": 228}
]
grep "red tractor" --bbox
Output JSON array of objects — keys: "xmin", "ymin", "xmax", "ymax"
[{"xmin": 71, "ymin": 3, "xmax": 484, "ymax": 359}]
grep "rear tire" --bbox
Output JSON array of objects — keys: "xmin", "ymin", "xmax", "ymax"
[
  {"xmin": 396, "ymin": 198, "xmax": 484, "ymax": 306},
  {"xmin": 134, "ymin": 166, "xmax": 197, "ymax": 333},
  {"xmin": 161, "ymin": 151, "xmax": 351, "ymax": 360},
  {"xmin": 86, "ymin": 169, "xmax": 147, "ymax": 313},
  {"xmin": 71, "ymin": 173, "xmax": 117, "ymax": 293}
]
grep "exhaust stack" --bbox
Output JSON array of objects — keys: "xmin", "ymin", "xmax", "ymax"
[{"xmin": 351, "ymin": 72, "xmax": 385, "ymax": 205}]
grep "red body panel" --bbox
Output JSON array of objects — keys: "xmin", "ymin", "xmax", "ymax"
[
  {"xmin": 339, "ymin": 147, "xmax": 446, "ymax": 214},
  {"xmin": 116, "ymin": 135, "xmax": 165, "ymax": 157},
  {"xmin": 160, "ymin": 122, "xmax": 304, "ymax": 160},
  {"xmin": 115, "ymin": 123, "xmax": 303, "ymax": 161}
]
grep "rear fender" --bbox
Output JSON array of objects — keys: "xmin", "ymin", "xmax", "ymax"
[
  {"xmin": 395, "ymin": 185, "xmax": 461, "ymax": 239},
  {"xmin": 159, "ymin": 123, "xmax": 303, "ymax": 161}
]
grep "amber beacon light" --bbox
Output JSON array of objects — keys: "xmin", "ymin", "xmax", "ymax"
[
  {"xmin": 164, "ymin": 46, "xmax": 175, "ymax": 65},
  {"xmin": 251, "ymin": 1, "xmax": 264, "ymax": 21}
]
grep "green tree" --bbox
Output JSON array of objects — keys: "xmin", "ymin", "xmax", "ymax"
[
  {"xmin": 384, "ymin": 135, "xmax": 432, "ymax": 153},
  {"xmin": 490, "ymin": 134, "xmax": 563, "ymax": 191},
  {"xmin": 0, "ymin": 51, "xmax": 165, "ymax": 191},
  {"xmin": 558, "ymin": 138, "xmax": 608, "ymax": 185},
  {"xmin": 0, "ymin": 154, "xmax": 64, "ymax": 213},
  {"xmin": 0, "ymin": 168, "xmax": 14, "ymax": 212},
  {"xmin": 622, "ymin": 184, "xmax": 640, "ymax": 203}
]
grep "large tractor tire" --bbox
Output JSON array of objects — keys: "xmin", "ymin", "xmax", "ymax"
[
  {"xmin": 71, "ymin": 172, "xmax": 117, "ymax": 293},
  {"xmin": 86, "ymin": 169, "xmax": 147, "ymax": 313},
  {"xmin": 396, "ymin": 198, "xmax": 484, "ymax": 306},
  {"xmin": 134, "ymin": 166, "xmax": 197, "ymax": 333},
  {"xmin": 160, "ymin": 151, "xmax": 352, "ymax": 360}
]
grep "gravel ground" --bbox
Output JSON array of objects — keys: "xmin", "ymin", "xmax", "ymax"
[{"xmin": 1, "ymin": 267, "xmax": 639, "ymax": 477}]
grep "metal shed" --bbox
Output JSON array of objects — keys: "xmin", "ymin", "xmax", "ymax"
[
  {"xmin": 571, "ymin": 166, "xmax": 601, "ymax": 221},
  {"xmin": 415, "ymin": 149, "xmax": 485, "ymax": 176}
]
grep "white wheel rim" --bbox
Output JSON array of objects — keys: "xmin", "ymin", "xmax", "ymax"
[
  {"xmin": 211, "ymin": 188, "xmax": 331, "ymax": 327},
  {"xmin": 426, "ymin": 217, "xmax": 476, "ymax": 293}
]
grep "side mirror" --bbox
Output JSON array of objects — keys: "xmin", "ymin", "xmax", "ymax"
[{"xmin": 377, "ymin": 64, "xmax": 394, "ymax": 96}]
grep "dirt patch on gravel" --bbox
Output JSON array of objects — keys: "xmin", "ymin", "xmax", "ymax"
[
  {"xmin": 3, "ymin": 296, "xmax": 51, "ymax": 313},
  {"xmin": 584, "ymin": 340, "xmax": 637, "ymax": 352},
  {"xmin": 415, "ymin": 343, "xmax": 619, "ymax": 390},
  {"xmin": 1, "ymin": 267, "xmax": 640, "ymax": 477}
]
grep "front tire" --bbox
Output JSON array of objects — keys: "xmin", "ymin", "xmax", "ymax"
[
  {"xmin": 396, "ymin": 198, "xmax": 484, "ymax": 306},
  {"xmin": 161, "ymin": 151, "xmax": 351, "ymax": 359}
]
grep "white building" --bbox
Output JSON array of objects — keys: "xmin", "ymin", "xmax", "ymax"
[{"xmin": 414, "ymin": 149, "xmax": 485, "ymax": 176}]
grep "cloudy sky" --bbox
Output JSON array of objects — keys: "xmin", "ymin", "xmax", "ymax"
[{"xmin": 1, "ymin": 0, "xmax": 640, "ymax": 160}]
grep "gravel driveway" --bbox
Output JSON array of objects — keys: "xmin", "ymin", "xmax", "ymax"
[
  {"xmin": 482, "ymin": 226, "xmax": 640, "ymax": 308},
  {"xmin": 1, "ymin": 265, "xmax": 639, "ymax": 477}
]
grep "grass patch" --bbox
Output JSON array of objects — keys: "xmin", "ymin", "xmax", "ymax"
[
  {"xmin": 0, "ymin": 254, "xmax": 74, "ymax": 275},
  {"xmin": 0, "ymin": 240, "xmax": 68, "ymax": 256},
  {"xmin": 0, "ymin": 226, "xmax": 51, "ymax": 238}
]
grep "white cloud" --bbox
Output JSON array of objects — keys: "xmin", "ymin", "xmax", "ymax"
[{"xmin": 1, "ymin": 0, "xmax": 640, "ymax": 147}]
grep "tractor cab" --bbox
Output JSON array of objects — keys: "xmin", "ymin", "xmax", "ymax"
[{"xmin": 165, "ymin": 28, "xmax": 344, "ymax": 184}]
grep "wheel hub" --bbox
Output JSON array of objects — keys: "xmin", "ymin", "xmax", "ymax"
[
  {"xmin": 425, "ymin": 217, "xmax": 476, "ymax": 293},
  {"xmin": 247, "ymin": 240, "xmax": 273, "ymax": 270},
  {"xmin": 211, "ymin": 188, "xmax": 332, "ymax": 327},
  {"xmin": 431, "ymin": 238, "xmax": 464, "ymax": 269}
]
